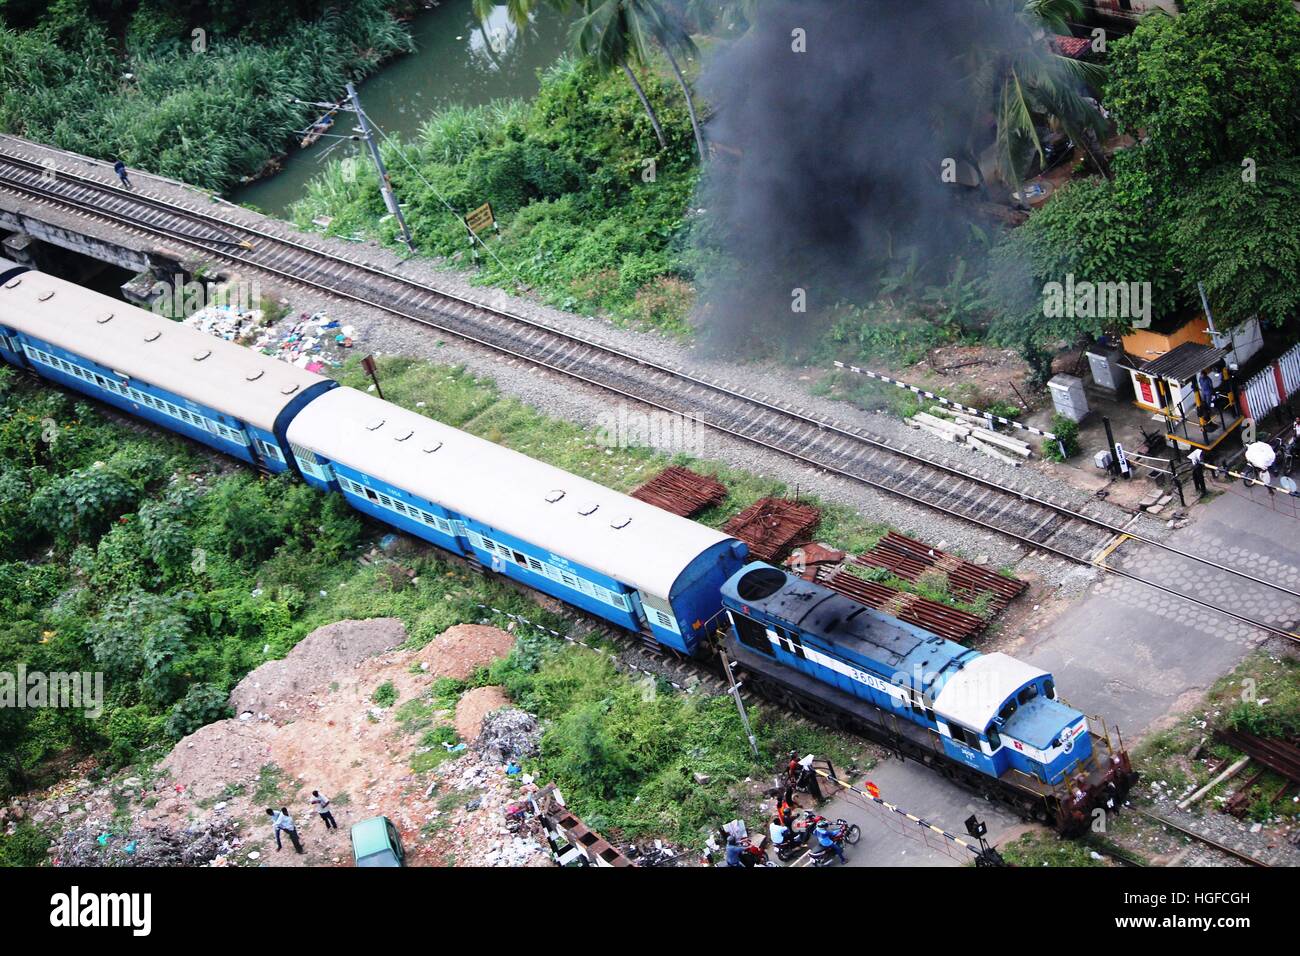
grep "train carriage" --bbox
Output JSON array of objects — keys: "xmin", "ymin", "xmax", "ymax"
[
  {"xmin": 0, "ymin": 258, "xmax": 336, "ymax": 473},
  {"xmin": 286, "ymin": 386, "xmax": 749, "ymax": 653}
]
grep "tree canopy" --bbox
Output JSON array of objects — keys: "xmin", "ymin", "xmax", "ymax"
[{"xmin": 1106, "ymin": 0, "xmax": 1300, "ymax": 183}]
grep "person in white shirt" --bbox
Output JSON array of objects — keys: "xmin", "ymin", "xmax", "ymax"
[
  {"xmin": 310, "ymin": 790, "xmax": 338, "ymax": 830},
  {"xmin": 268, "ymin": 807, "xmax": 304, "ymax": 854}
]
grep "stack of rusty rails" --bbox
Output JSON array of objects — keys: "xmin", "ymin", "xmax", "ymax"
[
  {"xmin": 1223, "ymin": 767, "xmax": 1293, "ymax": 818},
  {"xmin": 723, "ymin": 497, "xmax": 822, "ymax": 563},
  {"xmin": 852, "ymin": 531, "xmax": 1027, "ymax": 614},
  {"xmin": 631, "ymin": 466, "xmax": 728, "ymax": 518},
  {"xmin": 1215, "ymin": 729, "xmax": 1300, "ymax": 785},
  {"xmin": 816, "ymin": 567, "xmax": 988, "ymax": 644}
]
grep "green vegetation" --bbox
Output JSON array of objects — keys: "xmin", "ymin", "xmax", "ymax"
[
  {"xmin": 1133, "ymin": 651, "xmax": 1300, "ymax": 819},
  {"xmin": 293, "ymin": 56, "xmax": 701, "ymax": 334},
  {"xmin": 0, "ymin": 1, "xmax": 413, "ymax": 192},
  {"xmin": 986, "ymin": 0, "xmax": 1300, "ymax": 375},
  {"xmin": 370, "ymin": 681, "xmax": 398, "ymax": 708},
  {"xmin": 487, "ymin": 629, "xmax": 864, "ymax": 845},
  {"xmin": 1001, "ymin": 830, "xmax": 1110, "ymax": 867},
  {"xmin": 1041, "ymin": 414, "xmax": 1079, "ymax": 463}
]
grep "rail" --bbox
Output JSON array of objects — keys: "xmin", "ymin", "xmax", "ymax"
[{"xmin": 3, "ymin": 142, "xmax": 1299, "ymax": 643}]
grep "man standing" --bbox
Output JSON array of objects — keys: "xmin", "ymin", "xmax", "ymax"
[
  {"xmin": 1189, "ymin": 448, "xmax": 1208, "ymax": 496},
  {"xmin": 113, "ymin": 160, "xmax": 132, "ymax": 189},
  {"xmin": 268, "ymin": 807, "xmax": 304, "ymax": 854},
  {"xmin": 310, "ymin": 790, "xmax": 338, "ymax": 831}
]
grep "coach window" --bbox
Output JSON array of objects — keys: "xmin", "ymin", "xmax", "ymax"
[
  {"xmin": 986, "ymin": 725, "xmax": 1001, "ymax": 750},
  {"xmin": 947, "ymin": 724, "xmax": 970, "ymax": 747},
  {"xmin": 1018, "ymin": 685, "xmax": 1039, "ymax": 706},
  {"xmin": 1043, "ymin": 679, "xmax": 1055, "ymax": 700},
  {"xmin": 731, "ymin": 613, "xmax": 775, "ymax": 658}
]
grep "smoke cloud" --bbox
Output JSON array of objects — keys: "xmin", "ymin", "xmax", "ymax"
[{"xmin": 693, "ymin": 0, "xmax": 1030, "ymax": 354}]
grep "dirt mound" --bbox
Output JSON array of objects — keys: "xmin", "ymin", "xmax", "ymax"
[
  {"xmin": 413, "ymin": 623, "xmax": 515, "ymax": 679},
  {"xmin": 455, "ymin": 686, "xmax": 511, "ymax": 742},
  {"xmin": 159, "ymin": 718, "xmax": 275, "ymax": 804},
  {"xmin": 230, "ymin": 617, "xmax": 408, "ymax": 717}
]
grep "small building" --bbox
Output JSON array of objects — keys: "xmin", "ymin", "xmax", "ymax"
[{"xmin": 1131, "ymin": 342, "xmax": 1243, "ymax": 452}]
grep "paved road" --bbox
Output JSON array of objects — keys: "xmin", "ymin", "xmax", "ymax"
[
  {"xmin": 782, "ymin": 758, "xmax": 1023, "ymax": 867},
  {"xmin": 795, "ymin": 484, "xmax": 1300, "ymax": 866}
]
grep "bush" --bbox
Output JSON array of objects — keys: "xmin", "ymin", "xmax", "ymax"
[
  {"xmin": 30, "ymin": 463, "xmax": 142, "ymax": 546},
  {"xmin": 371, "ymin": 681, "xmax": 398, "ymax": 708},
  {"xmin": 0, "ymin": 822, "xmax": 50, "ymax": 867},
  {"xmin": 1043, "ymin": 414, "xmax": 1081, "ymax": 462},
  {"xmin": 165, "ymin": 683, "xmax": 231, "ymax": 740}
]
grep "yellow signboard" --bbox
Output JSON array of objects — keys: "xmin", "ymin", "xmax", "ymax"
[{"xmin": 465, "ymin": 202, "xmax": 495, "ymax": 233}]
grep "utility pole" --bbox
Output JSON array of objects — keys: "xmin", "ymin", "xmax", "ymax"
[
  {"xmin": 720, "ymin": 652, "xmax": 760, "ymax": 759},
  {"xmin": 347, "ymin": 81, "xmax": 415, "ymax": 254}
]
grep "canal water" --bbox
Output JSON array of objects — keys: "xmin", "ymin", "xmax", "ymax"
[{"xmin": 234, "ymin": 0, "xmax": 570, "ymax": 217}]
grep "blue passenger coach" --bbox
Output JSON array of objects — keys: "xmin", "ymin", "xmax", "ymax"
[
  {"xmin": 288, "ymin": 387, "xmax": 749, "ymax": 653},
  {"xmin": 0, "ymin": 258, "xmax": 336, "ymax": 473}
]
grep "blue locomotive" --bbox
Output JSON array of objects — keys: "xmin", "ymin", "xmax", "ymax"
[
  {"xmin": 0, "ymin": 258, "xmax": 1134, "ymax": 833},
  {"xmin": 720, "ymin": 563, "xmax": 1134, "ymax": 831}
]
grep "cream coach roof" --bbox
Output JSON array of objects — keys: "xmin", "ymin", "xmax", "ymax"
[
  {"xmin": 289, "ymin": 386, "xmax": 738, "ymax": 599},
  {"xmin": 0, "ymin": 269, "xmax": 326, "ymax": 432},
  {"xmin": 931, "ymin": 652, "xmax": 1048, "ymax": 732}
]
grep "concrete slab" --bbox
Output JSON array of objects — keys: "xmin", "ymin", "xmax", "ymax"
[{"xmin": 1018, "ymin": 484, "xmax": 1300, "ymax": 737}]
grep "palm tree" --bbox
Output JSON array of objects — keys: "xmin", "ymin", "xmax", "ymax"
[
  {"xmin": 967, "ymin": 0, "xmax": 1110, "ymax": 189},
  {"xmin": 473, "ymin": 0, "xmax": 668, "ymax": 151},
  {"xmin": 474, "ymin": 0, "xmax": 707, "ymax": 162}
]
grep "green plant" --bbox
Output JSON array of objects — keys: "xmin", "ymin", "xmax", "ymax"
[
  {"xmin": 371, "ymin": 681, "xmax": 398, "ymax": 708},
  {"xmin": 1043, "ymin": 414, "xmax": 1080, "ymax": 462}
]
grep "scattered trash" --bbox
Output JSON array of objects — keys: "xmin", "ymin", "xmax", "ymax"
[
  {"xmin": 182, "ymin": 303, "xmax": 265, "ymax": 344},
  {"xmin": 475, "ymin": 709, "xmax": 542, "ymax": 763},
  {"xmin": 245, "ymin": 311, "xmax": 359, "ymax": 370},
  {"xmin": 54, "ymin": 819, "xmax": 243, "ymax": 867}
]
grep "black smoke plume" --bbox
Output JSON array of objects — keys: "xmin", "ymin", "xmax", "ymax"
[{"xmin": 693, "ymin": 0, "xmax": 1027, "ymax": 354}]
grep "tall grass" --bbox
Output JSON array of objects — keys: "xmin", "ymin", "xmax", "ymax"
[{"xmin": 0, "ymin": 1, "xmax": 413, "ymax": 192}]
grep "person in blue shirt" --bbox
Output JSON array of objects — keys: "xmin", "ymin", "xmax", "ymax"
[
  {"xmin": 724, "ymin": 834, "xmax": 745, "ymax": 867},
  {"xmin": 815, "ymin": 820, "xmax": 846, "ymax": 864}
]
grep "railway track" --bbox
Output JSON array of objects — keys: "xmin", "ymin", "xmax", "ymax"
[
  {"xmin": 1134, "ymin": 809, "xmax": 1273, "ymax": 868},
  {"xmin": 4, "ymin": 146, "xmax": 1300, "ymax": 641}
]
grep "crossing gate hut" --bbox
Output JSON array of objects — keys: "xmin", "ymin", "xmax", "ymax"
[{"xmin": 1132, "ymin": 343, "xmax": 1242, "ymax": 452}]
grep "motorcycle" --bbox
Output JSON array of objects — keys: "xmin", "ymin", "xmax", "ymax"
[
  {"xmin": 808, "ymin": 819, "xmax": 861, "ymax": 867},
  {"xmin": 774, "ymin": 810, "xmax": 827, "ymax": 861},
  {"xmin": 738, "ymin": 839, "xmax": 776, "ymax": 868}
]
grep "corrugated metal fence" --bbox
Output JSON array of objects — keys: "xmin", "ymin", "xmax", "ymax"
[{"xmin": 1240, "ymin": 342, "xmax": 1300, "ymax": 420}]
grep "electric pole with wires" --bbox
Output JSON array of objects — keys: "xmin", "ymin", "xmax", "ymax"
[{"xmin": 345, "ymin": 81, "xmax": 416, "ymax": 254}]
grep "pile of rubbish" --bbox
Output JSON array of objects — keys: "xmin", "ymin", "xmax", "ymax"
[
  {"xmin": 183, "ymin": 303, "xmax": 265, "ymax": 344},
  {"xmin": 475, "ymin": 708, "xmax": 542, "ymax": 763},
  {"xmin": 53, "ymin": 818, "xmax": 244, "ymax": 868},
  {"xmin": 251, "ymin": 311, "xmax": 357, "ymax": 372}
]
